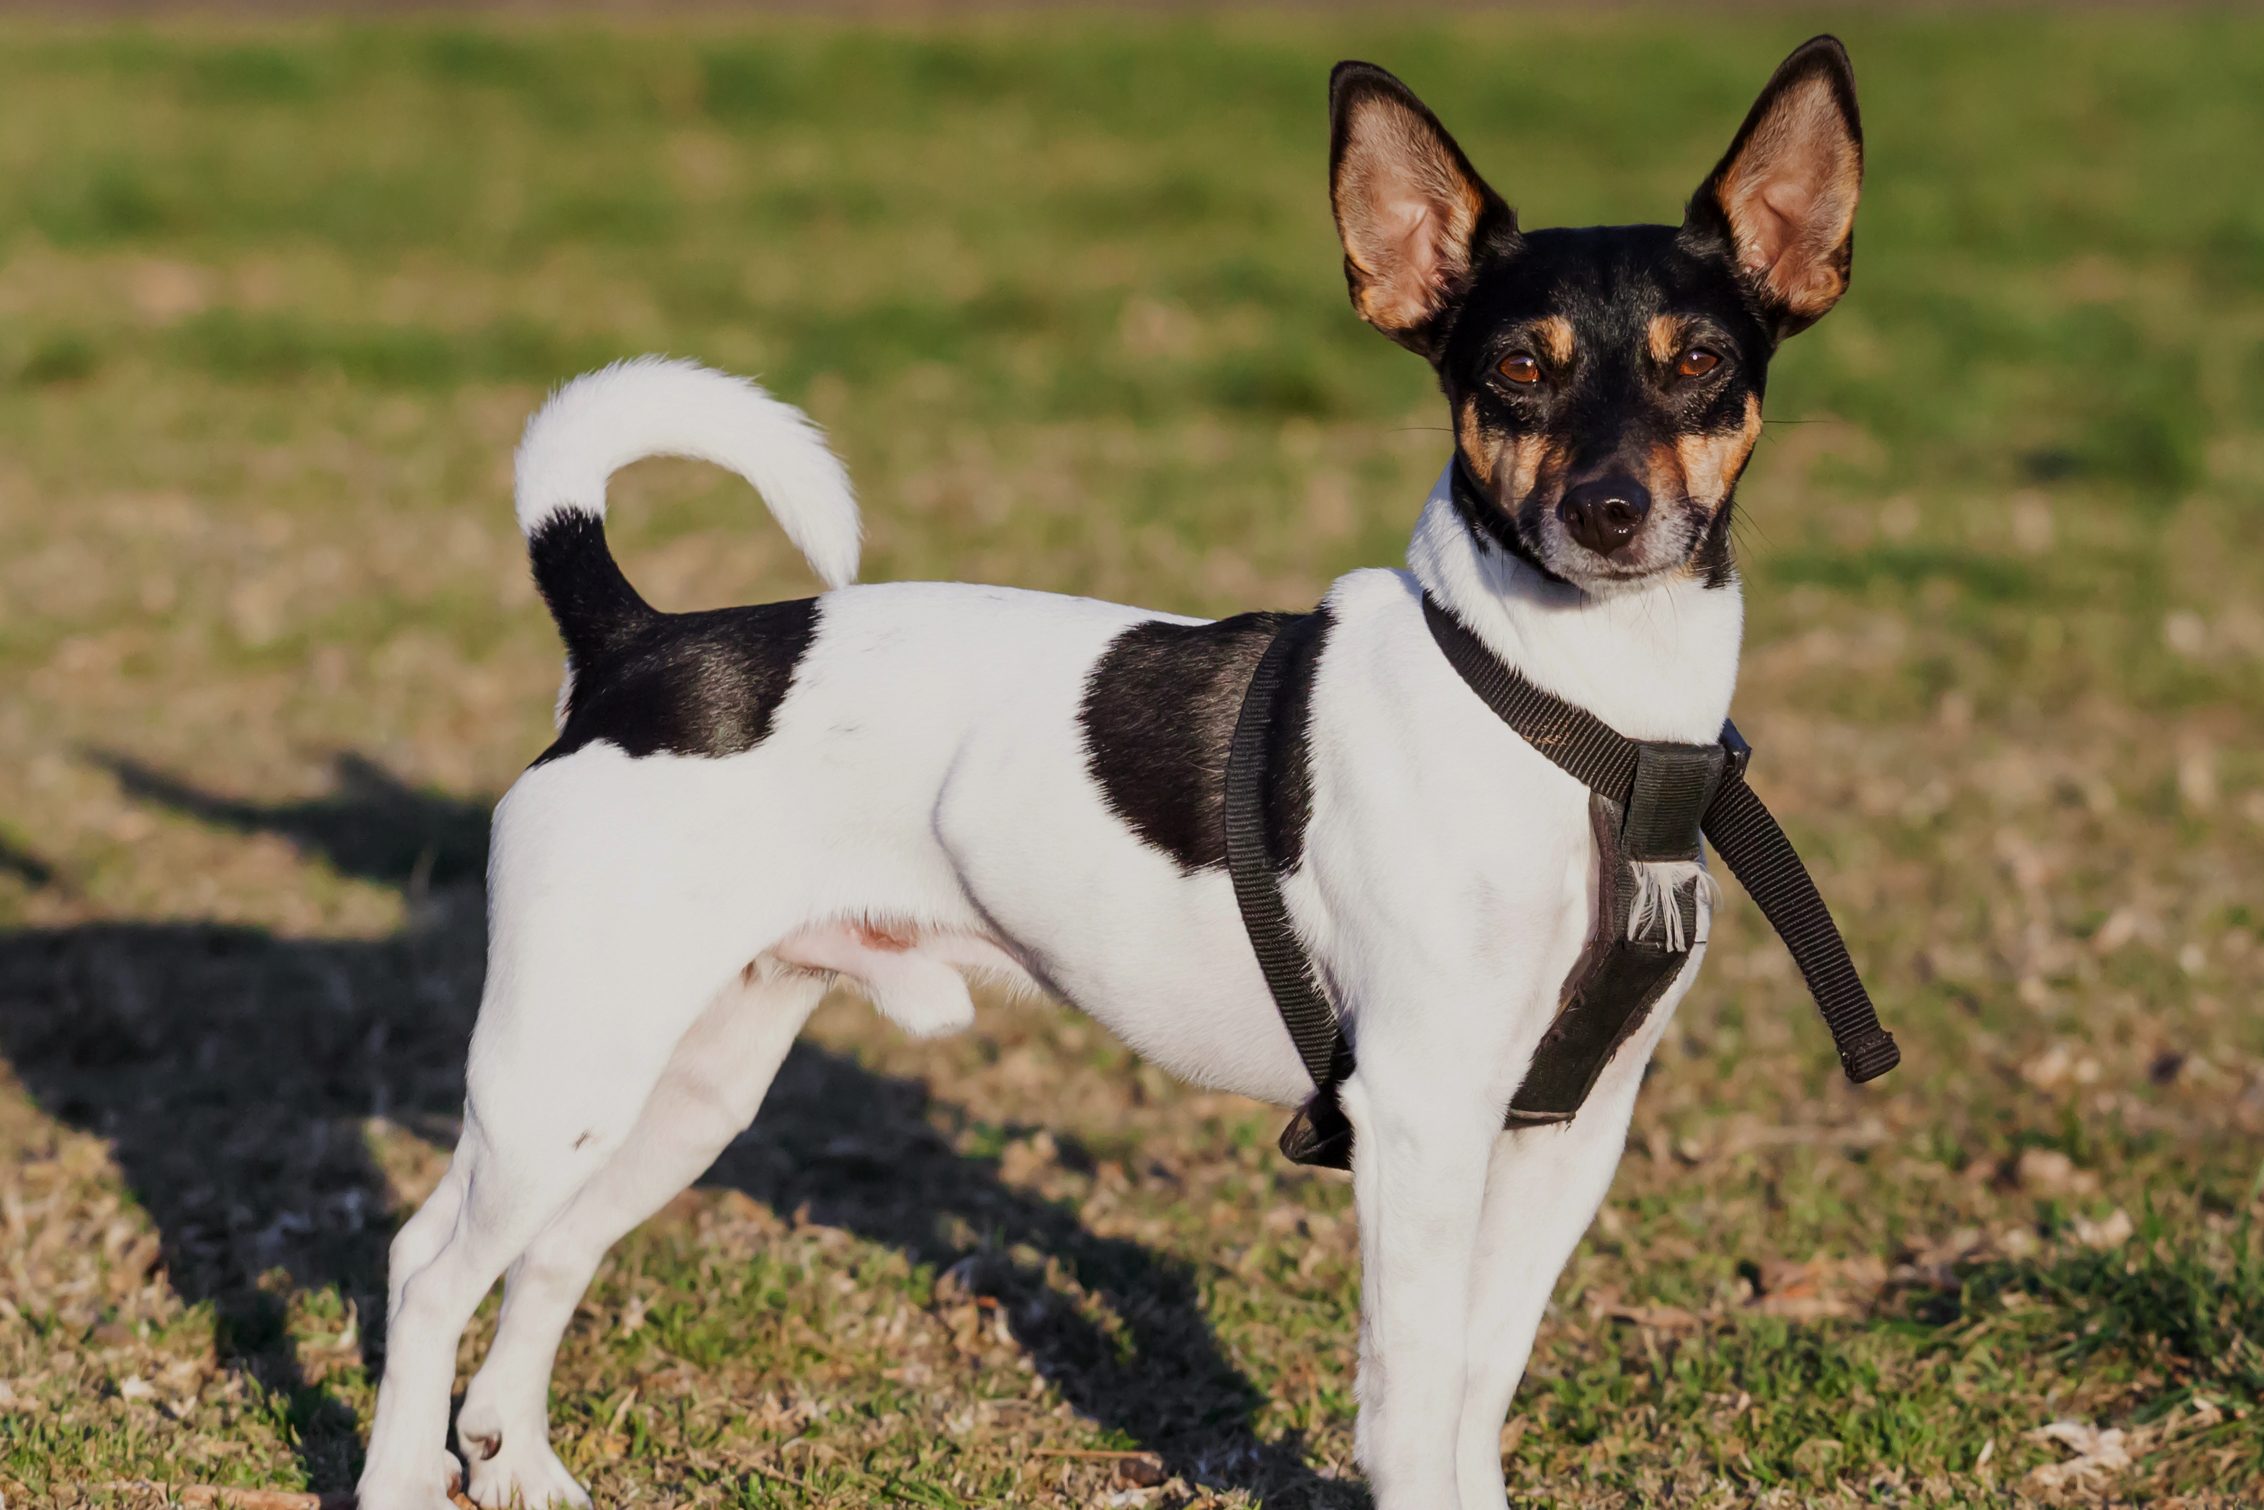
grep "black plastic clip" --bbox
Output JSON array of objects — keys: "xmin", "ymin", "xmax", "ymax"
[{"xmin": 1719, "ymin": 719, "xmax": 1753, "ymax": 781}]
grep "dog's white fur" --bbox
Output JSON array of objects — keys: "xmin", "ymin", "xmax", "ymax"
[
  {"xmin": 515, "ymin": 354, "xmax": 861, "ymax": 585},
  {"xmin": 357, "ymin": 361, "xmax": 1739, "ymax": 1510}
]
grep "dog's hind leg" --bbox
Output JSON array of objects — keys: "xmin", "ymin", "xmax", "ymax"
[
  {"xmin": 383, "ymin": 1149, "xmax": 468, "ymax": 1328},
  {"xmin": 360, "ymin": 1107, "xmax": 610, "ymax": 1508},
  {"xmin": 365, "ymin": 1154, "xmax": 474, "ymax": 1502},
  {"xmin": 453, "ymin": 968, "xmax": 825, "ymax": 1509},
  {"xmin": 359, "ymin": 933, "xmax": 755, "ymax": 1510},
  {"xmin": 1452, "ymin": 1039, "xmax": 1658, "ymax": 1510}
]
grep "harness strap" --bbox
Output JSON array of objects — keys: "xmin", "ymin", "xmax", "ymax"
[
  {"xmin": 1420, "ymin": 588, "xmax": 1642, "ymax": 796},
  {"xmin": 1420, "ymin": 592, "xmax": 1899, "ymax": 1085},
  {"xmin": 1224, "ymin": 614, "xmax": 1356, "ymax": 1166},
  {"xmin": 1223, "ymin": 589, "xmax": 1903, "ymax": 1170},
  {"xmin": 1698, "ymin": 772, "xmax": 1902, "ymax": 1082},
  {"xmin": 1224, "ymin": 613, "xmax": 1335, "ymax": 1088}
]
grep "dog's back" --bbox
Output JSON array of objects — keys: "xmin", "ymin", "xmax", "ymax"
[{"xmin": 501, "ymin": 363, "xmax": 1328, "ymax": 1101}]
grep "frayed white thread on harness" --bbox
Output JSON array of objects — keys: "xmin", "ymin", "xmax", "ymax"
[{"xmin": 1627, "ymin": 860, "xmax": 1721, "ymax": 953}]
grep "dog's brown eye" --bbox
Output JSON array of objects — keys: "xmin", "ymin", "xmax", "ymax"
[
  {"xmin": 1676, "ymin": 348, "xmax": 1721, "ymax": 379},
  {"xmin": 1498, "ymin": 353, "xmax": 1542, "ymax": 386}
]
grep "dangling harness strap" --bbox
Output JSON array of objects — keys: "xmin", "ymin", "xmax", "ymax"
[
  {"xmin": 1420, "ymin": 593, "xmax": 1901, "ymax": 1086},
  {"xmin": 1224, "ymin": 590, "xmax": 1899, "ymax": 1171}
]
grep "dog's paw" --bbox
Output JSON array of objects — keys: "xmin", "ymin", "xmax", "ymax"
[
  {"xmin": 463, "ymin": 1428, "xmax": 592, "ymax": 1510},
  {"xmin": 354, "ymin": 1448, "xmax": 464, "ymax": 1510}
]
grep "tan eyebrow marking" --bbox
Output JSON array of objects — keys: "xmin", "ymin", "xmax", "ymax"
[
  {"xmin": 1532, "ymin": 315, "xmax": 1575, "ymax": 367},
  {"xmin": 1648, "ymin": 314, "xmax": 1686, "ymax": 365}
]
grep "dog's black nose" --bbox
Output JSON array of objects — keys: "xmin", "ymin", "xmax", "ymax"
[{"xmin": 1558, "ymin": 477, "xmax": 1652, "ymax": 556}]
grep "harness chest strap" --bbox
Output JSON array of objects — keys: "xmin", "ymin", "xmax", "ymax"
[{"xmin": 1225, "ymin": 594, "xmax": 1901, "ymax": 1172}]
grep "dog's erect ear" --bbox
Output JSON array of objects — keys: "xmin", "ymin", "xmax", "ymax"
[
  {"xmin": 1685, "ymin": 36, "xmax": 1863, "ymax": 340},
  {"xmin": 1330, "ymin": 62, "xmax": 1512, "ymax": 355}
]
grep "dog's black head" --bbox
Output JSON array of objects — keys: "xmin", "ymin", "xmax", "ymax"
[{"xmin": 1330, "ymin": 38, "xmax": 1863, "ymax": 591}]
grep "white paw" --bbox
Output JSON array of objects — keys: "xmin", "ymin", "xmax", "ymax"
[
  {"xmin": 461, "ymin": 1423, "xmax": 593, "ymax": 1510},
  {"xmin": 354, "ymin": 1448, "xmax": 464, "ymax": 1510}
]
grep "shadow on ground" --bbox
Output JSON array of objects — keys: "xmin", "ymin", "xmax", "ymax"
[{"xmin": 0, "ymin": 753, "xmax": 1361, "ymax": 1506}]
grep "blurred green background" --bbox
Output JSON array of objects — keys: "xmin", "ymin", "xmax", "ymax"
[{"xmin": 1, "ymin": 9, "xmax": 2259, "ymax": 1507}]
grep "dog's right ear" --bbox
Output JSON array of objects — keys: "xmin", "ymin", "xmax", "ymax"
[
  {"xmin": 1683, "ymin": 36, "xmax": 1864, "ymax": 341},
  {"xmin": 1329, "ymin": 62, "xmax": 1512, "ymax": 356}
]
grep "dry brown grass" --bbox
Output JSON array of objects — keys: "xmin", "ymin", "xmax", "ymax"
[{"xmin": 2, "ymin": 11, "xmax": 2261, "ymax": 1507}]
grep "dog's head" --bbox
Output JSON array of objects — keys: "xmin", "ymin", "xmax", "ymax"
[{"xmin": 1330, "ymin": 38, "xmax": 1862, "ymax": 591}]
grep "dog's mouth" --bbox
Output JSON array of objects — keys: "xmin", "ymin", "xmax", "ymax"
[
  {"xmin": 1455, "ymin": 445, "xmax": 1722, "ymax": 592},
  {"xmin": 1510, "ymin": 487, "xmax": 1708, "ymax": 592}
]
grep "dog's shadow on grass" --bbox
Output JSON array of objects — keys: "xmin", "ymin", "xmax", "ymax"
[{"xmin": 0, "ymin": 753, "xmax": 1363, "ymax": 1507}]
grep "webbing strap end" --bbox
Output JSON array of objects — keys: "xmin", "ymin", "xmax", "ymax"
[{"xmin": 1839, "ymin": 1028, "xmax": 1901, "ymax": 1084}]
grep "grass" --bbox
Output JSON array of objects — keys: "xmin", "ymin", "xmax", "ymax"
[{"xmin": 1, "ymin": 9, "xmax": 2261, "ymax": 1507}]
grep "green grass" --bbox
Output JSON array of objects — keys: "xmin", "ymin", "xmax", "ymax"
[{"xmin": 1, "ymin": 10, "xmax": 2261, "ymax": 1508}]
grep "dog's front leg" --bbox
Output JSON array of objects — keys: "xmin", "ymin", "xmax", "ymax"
[
  {"xmin": 1452, "ymin": 1056, "xmax": 1652, "ymax": 1509},
  {"xmin": 1339, "ymin": 1050, "xmax": 1504, "ymax": 1510}
]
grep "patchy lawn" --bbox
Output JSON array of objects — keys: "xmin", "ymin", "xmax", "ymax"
[{"xmin": 1, "ymin": 11, "xmax": 2260, "ymax": 1507}]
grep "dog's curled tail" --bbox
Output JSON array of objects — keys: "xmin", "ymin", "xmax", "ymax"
[{"xmin": 515, "ymin": 356, "xmax": 861, "ymax": 667}]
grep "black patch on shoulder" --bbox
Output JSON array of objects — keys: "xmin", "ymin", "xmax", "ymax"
[
  {"xmin": 534, "ymin": 597, "xmax": 821, "ymax": 767},
  {"xmin": 1079, "ymin": 608, "xmax": 1332, "ymax": 875}
]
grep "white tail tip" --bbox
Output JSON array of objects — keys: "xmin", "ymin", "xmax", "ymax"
[{"xmin": 514, "ymin": 356, "xmax": 861, "ymax": 590}]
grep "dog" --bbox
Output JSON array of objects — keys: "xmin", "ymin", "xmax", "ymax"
[{"xmin": 356, "ymin": 36, "xmax": 1865, "ymax": 1510}]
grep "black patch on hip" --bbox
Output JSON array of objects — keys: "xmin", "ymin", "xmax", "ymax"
[
  {"xmin": 533, "ymin": 597, "xmax": 821, "ymax": 767},
  {"xmin": 1079, "ymin": 608, "xmax": 1332, "ymax": 874}
]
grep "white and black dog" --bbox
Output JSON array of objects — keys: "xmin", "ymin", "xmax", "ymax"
[{"xmin": 359, "ymin": 38, "xmax": 1871, "ymax": 1510}]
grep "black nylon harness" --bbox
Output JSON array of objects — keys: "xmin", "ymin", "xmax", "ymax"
[{"xmin": 1225, "ymin": 591, "xmax": 1901, "ymax": 1171}]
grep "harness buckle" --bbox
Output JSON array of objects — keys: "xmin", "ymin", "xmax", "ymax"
[
  {"xmin": 1278, "ymin": 1089, "xmax": 1355, "ymax": 1169},
  {"xmin": 1719, "ymin": 718, "xmax": 1753, "ymax": 780},
  {"xmin": 1622, "ymin": 741, "xmax": 1728, "ymax": 864}
]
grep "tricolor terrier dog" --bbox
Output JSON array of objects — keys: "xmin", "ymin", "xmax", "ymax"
[{"xmin": 359, "ymin": 37, "xmax": 1873, "ymax": 1510}]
